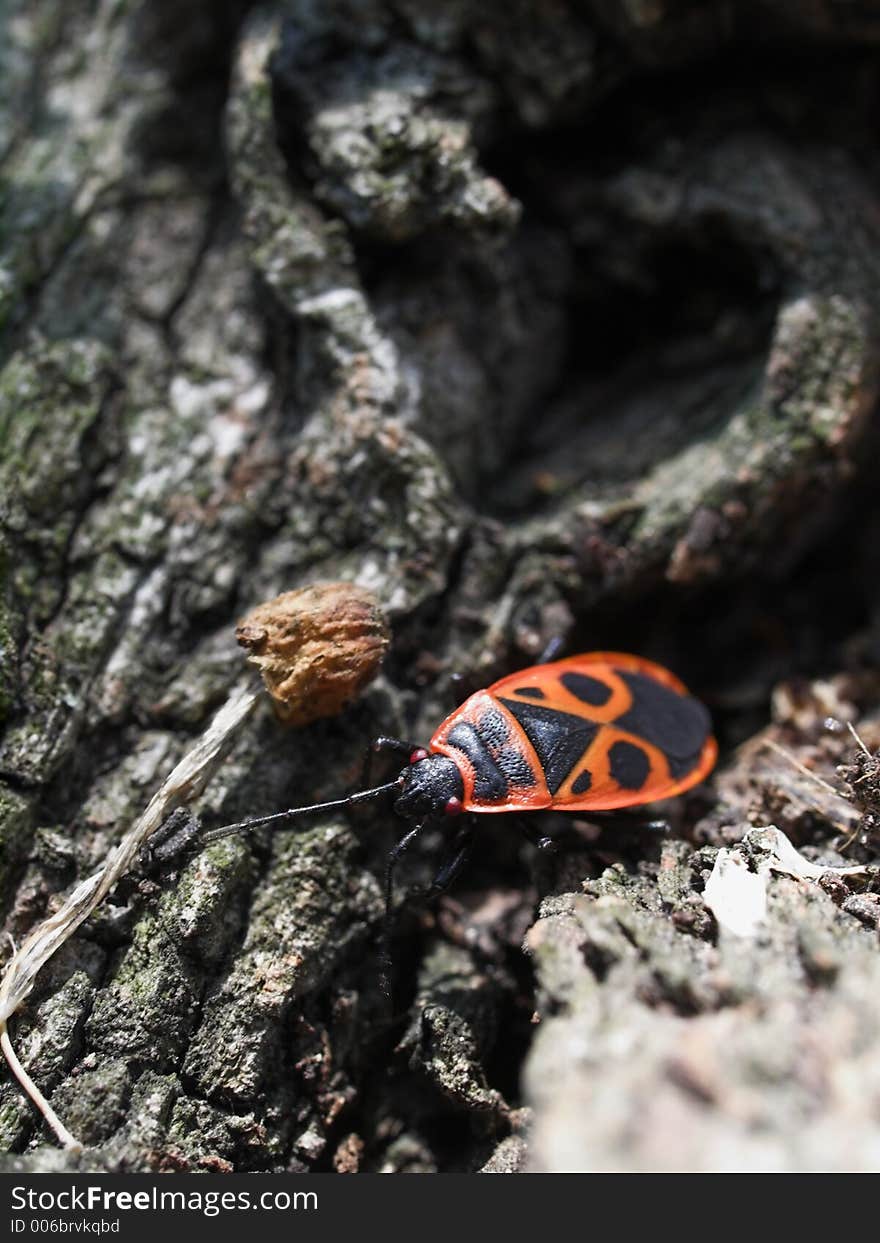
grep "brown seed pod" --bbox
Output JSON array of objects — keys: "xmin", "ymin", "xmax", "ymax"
[{"xmin": 236, "ymin": 583, "xmax": 390, "ymax": 727}]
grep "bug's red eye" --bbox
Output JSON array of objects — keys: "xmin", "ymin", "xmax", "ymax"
[
  {"xmin": 409, "ymin": 747, "xmax": 429, "ymax": 764},
  {"xmin": 444, "ymin": 796, "xmax": 463, "ymax": 817}
]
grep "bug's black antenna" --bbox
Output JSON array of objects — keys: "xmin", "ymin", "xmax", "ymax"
[
  {"xmin": 202, "ymin": 779, "xmax": 403, "ymax": 845},
  {"xmin": 380, "ymin": 818, "xmax": 431, "ymax": 1001}
]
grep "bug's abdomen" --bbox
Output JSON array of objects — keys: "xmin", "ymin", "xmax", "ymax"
[{"xmin": 430, "ymin": 652, "xmax": 716, "ymax": 813}]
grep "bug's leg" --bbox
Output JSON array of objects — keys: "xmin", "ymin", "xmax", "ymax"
[
  {"xmin": 380, "ymin": 817, "xmax": 432, "ymax": 1000},
  {"xmin": 641, "ymin": 818, "xmax": 671, "ymax": 834},
  {"xmin": 537, "ymin": 636, "xmax": 565, "ymax": 665},
  {"xmin": 362, "ymin": 735, "xmax": 420, "ymax": 787},
  {"xmin": 448, "ymin": 671, "xmax": 470, "ymax": 706},
  {"xmin": 417, "ymin": 822, "xmax": 475, "ymax": 899},
  {"xmin": 516, "ymin": 816, "xmax": 557, "ymax": 853},
  {"xmin": 589, "ymin": 810, "xmax": 671, "ymax": 836}
]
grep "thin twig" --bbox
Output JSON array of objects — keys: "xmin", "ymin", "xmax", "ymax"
[
  {"xmin": 762, "ymin": 738, "xmax": 846, "ymax": 798},
  {"xmin": 0, "ymin": 1024, "xmax": 82, "ymax": 1153},
  {"xmin": 846, "ymin": 721, "xmax": 872, "ymax": 758},
  {"xmin": 0, "ymin": 682, "xmax": 259, "ymax": 1149}
]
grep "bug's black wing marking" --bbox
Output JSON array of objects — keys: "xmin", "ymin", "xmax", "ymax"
[
  {"xmin": 560, "ymin": 672, "xmax": 612, "ymax": 706},
  {"xmin": 571, "ymin": 768, "xmax": 593, "ymax": 794},
  {"xmin": 500, "ymin": 699, "xmax": 599, "ymax": 795},
  {"xmin": 608, "ymin": 740, "xmax": 650, "ymax": 790},
  {"xmin": 613, "ymin": 671, "xmax": 711, "ymax": 780}
]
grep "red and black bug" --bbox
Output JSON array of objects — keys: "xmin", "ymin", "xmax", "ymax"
[{"xmin": 204, "ymin": 652, "xmax": 716, "ymax": 995}]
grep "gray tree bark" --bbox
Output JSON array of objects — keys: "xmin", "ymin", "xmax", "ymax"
[{"xmin": 1, "ymin": 0, "xmax": 879, "ymax": 1172}]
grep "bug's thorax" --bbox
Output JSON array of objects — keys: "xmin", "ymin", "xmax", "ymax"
[{"xmin": 430, "ymin": 691, "xmax": 553, "ymax": 814}]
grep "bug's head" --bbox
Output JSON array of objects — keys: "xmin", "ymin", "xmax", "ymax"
[{"xmin": 394, "ymin": 750, "xmax": 464, "ymax": 820}]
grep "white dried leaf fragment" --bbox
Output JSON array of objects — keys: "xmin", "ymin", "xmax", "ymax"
[
  {"xmin": 703, "ymin": 849, "xmax": 768, "ymax": 938},
  {"xmin": 704, "ymin": 826, "xmax": 869, "ymax": 941},
  {"xmin": 744, "ymin": 826, "xmax": 869, "ymax": 881}
]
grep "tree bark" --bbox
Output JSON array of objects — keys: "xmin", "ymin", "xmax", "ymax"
[{"xmin": 1, "ymin": 0, "xmax": 879, "ymax": 1172}]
